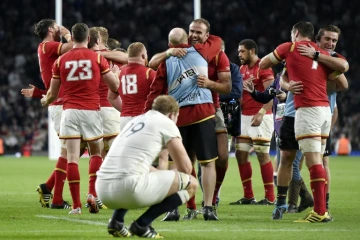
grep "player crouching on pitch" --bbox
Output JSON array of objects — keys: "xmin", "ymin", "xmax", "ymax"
[{"xmin": 96, "ymin": 95, "xmax": 198, "ymax": 238}]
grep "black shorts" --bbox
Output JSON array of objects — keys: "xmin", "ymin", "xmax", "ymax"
[
  {"xmin": 279, "ymin": 116, "xmax": 299, "ymax": 150},
  {"xmin": 324, "ymin": 134, "xmax": 332, "ymax": 157},
  {"xmin": 179, "ymin": 118, "xmax": 218, "ymax": 163}
]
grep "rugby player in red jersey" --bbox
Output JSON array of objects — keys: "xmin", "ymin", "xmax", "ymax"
[
  {"xmin": 260, "ymin": 21, "xmax": 348, "ymax": 222},
  {"xmin": 21, "ymin": 19, "xmax": 73, "ymax": 209},
  {"xmin": 41, "ymin": 23, "xmax": 120, "ymax": 214},
  {"xmin": 230, "ymin": 39, "xmax": 276, "ymax": 206}
]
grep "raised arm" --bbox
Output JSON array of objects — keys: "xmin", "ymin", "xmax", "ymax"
[
  {"xmin": 297, "ymin": 43, "xmax": 349, "ymax": 73},
  {"xmin": 59, "ymin": 26, "xmax": 74, "ymax": 55},
  {"xmin": 148, "ymin": 48, "xmax": 187, "ymax": 70},
  {"xmin": 100, "ymin": 51, "xmax": 128, "ymax": 64},
  {"xmin": 259, "ymin": 53, "xmax": 277, "ymax": 69}
]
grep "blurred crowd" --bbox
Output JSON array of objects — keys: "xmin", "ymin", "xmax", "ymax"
[{"xmin": 0, "ymin": 0, "xmax": 359, "ymax": 153}]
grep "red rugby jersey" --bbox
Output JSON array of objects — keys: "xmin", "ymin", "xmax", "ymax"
[
  {"xmin": 95, "ymin": 49, "xmax": 123, "ymax": 107},
  {"xmin": 240, "ymin": 59, "xmax": 274, "ymax": 115},
  {"xmin": 37, "ymin": 41, "xmax": 64, "ymax": 105},
  {"xmin": 274, "ymin": 41, "xmax": 330, "ymax": 109},
  {"xmin": 52, "ymin": 48, "xmax": 110, "ymax": 110},
  {"xmin": 119, "ymin": 63, "xmax": 155, "ymax": 117}
]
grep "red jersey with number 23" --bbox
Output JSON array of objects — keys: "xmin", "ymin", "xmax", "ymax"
[
  {"xmin": 52, "ymin": 47, "xmax": 110, "ymax": 110},
  {"xmin": 274, "ymin": 41, "xmax": 330, "ymax": 109}
]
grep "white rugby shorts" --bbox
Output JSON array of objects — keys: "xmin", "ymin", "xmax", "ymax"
[
  {"xmin": 95, "ymin": 170, "xmax": 176, "ymax": 209},
  {"xmin": 240, "ymin": 114, "xmax": 274, "ymax": 142},
  {"xmin": 59, "ymin": 109, "xmax": 103, "ymax": 141}
]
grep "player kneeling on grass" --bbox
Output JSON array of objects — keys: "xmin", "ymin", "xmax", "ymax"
[{"xmin": 95, "ymin": 95, "xmax": 198, "ymax": 238}]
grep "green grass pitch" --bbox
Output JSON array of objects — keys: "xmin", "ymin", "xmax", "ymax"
[{"xmin": 0, "ymin": 155, "xmax": 359, "ymax": 239}]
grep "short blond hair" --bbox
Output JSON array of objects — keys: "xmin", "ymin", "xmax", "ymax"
[
  {"xmin": 152, "ymin": 95, "xmax": 179, "ymax": 115},
  {"xmin": 127, "ymin": 42, "xmax": 145, "ymax": 58},
  {"xmin": 95, "ymin": 26, "xmax": 109, "ymax": 45}
]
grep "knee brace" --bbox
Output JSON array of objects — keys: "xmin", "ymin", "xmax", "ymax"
[
  {"xmin": 177, "ymin": 172, "xmax": 191, "ymax": 191},
  {"xmin": 235, "ymin": 143, "xmax": 252, "ymax": 152},
  {"xmin": 298, "ymin": 138, "xmax": 321, "ymax": 153},
  {"xmin": 253, "ymin": 143, "xmax": 270, "ymax": 153},
  {"xmin": 177, "ymin": 189, "xmax": 190, "ymax": 204}
]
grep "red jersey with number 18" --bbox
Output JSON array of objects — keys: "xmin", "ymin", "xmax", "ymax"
[
  {"xmin": 119, "ymin": 63, "xmax": 156, "ymax": 117},
  {"xmin": 52, "ymin": 47, "xmax": 110, "ymax": 110},
  {"xmin": 274, "ymin": 41, "xmax": 330, "ymax": 109}
]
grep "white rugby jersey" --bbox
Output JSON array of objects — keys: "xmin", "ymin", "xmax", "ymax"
[{"xmin": 97, "ymin": 110, "xmax": 181, "ymax": 179}]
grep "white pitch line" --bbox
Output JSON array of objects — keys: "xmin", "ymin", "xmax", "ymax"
[
  {"xmin": 36, "ymin": 215, "xmax": 107, "ymax": 226},
  {"xmin": 35, "ymin": 215, "xmax": 354, "ymax": 232}
]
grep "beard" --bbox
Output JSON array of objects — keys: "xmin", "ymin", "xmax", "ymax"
[
  {"xmin": 240, "ymin": 58, "xmax": 250, "ymax": 65},
  {"xmin": 54, "ymin": 32, "xmax": 61, "ymax": 42}
]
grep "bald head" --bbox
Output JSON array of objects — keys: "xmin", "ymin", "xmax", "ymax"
[{"xmin": 168, "ymin": 28, "xmax": 188, "ymax": 46}]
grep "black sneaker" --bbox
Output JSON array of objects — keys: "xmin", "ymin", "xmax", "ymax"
[
  {"xmin": 182, "ymin": 208, "xmax": 198, "ymax": 220},
  {"xmin": 50, "ymin": 200, "xmax": 72, "ymax": 209},
  {"xmin": 129, "ymin": 221, "xmax": 163, "ymax": 238},
  {"xmin": 203, "ymin": 206, "xmax": 219, "ymax": 221},
  {"xmin": 161, "ymin": 208, "xmax": 180, "ymax": 221},
  {"xmin": 287, "ymin": 204, "xmax": 298, "ymax": 213},
  {"xmin": 229, "ymin": 197, "xmax": 257, "ymax": 205},
  {"xmin": 107, "ymin": 218, "xmax": 131, "ymax": 237},
  {"xmin": 258, "ymin": 198, "xmax": 276, "ymax": 205},
  {"xmin": 36, "ymin": 183, "xmax": 52, "ymax": 208}
]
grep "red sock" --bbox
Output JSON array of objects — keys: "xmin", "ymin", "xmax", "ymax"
[
  {"xmin": 238, "ymin": 162, "xmax": 254, "ymax": 199},
  {"xmin": 213, "ymin": 163, "xmax": 228, "ymax": 205},
  {"xmin": 309, "ymin": 164, "xmax": 326, "ymax": 215},
  {"xmin": 260, "ymin": 161, "xmax": 275, "ymax": 202},
  {"xmin": 88, "ymin": 156, "xmax": 103, "ymax": 197},
  {"xmin": 67, "ymin": 162, "xmax": 81, "ymax": 209},
  {"xmin": 186, "ymin": 166, "xmax": 197, "ymax": 209},
  {"xmin": 52, "ymin": 157, "xmax": 68, "ymax": 204},
  {"xmin": 45, "ymin": 172, "xmax": 55, "ymax": 192}
]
